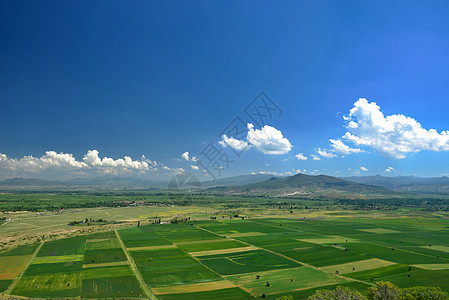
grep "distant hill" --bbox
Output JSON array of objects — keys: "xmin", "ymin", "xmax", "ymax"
[
  {"xmin": 0, "ymin": 176, "xmax": 166, "ymax": 188},
  {"xmin": 213, "ymin": 173, "xmax": 394, "ymax": 196},
  {"xmin": 201, "ymin": 174, "xmax": 274, "ymax": 188},
  {"xmin": 0, "ymin": 178, "xmax": 64, "ymax": 186},
  {"xmin": 342, "ymin": 175, "xmax": 449, "ymax": 194}
]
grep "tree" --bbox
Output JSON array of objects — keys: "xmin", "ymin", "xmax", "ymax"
[
  {"xmin": 402, "ymin": 286, "xmax": 449, "ymax": 300},
  {"xmin": 308, "ymin": 286, "xmax": 366, "ymax": 300},
  {"xmin": 368, "ymin": 281, "xmax": 402, "ymax": 300},
  {"xmin": 276, "ymin": 296, "xmax": 293, "ymax": 300}
]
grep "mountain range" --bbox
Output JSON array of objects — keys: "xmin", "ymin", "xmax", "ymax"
[{"xmin": 2, "ymin": 174, "xmax": 449, "ymax": 195}]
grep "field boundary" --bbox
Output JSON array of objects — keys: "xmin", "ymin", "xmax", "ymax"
[
  {"xmin": 115, "ymin": 230, "xmax": 156, "ymax": 300},
  {"xmin": 189, "ymin": 246, "xmax": 258, "ymax": 257},
  {"xmin": 4, "ymin": 241, "xmax": 44, "ymax": 295}
]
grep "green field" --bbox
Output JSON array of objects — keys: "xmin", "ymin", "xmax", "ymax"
[{"xmin": 1, "ymin": 196, "xmax": 449, "ymax": 299}]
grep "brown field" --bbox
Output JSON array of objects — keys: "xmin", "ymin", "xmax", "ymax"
[
  {"xmin": 0, "ymin": 255, "xmax": 32, "ymax": 279},
  {"xmin": 152, "ymin": 280, "xmax": 237, "ymax": 294}
]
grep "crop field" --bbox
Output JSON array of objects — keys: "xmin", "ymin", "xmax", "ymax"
[{"xmin": 1, "ymin": 208, "xmax": 449, "ymax": 299}]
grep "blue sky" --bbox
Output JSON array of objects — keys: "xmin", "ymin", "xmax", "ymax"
[{"xmin": 1, "ymin": 0, "xmax": 449, "ymax": 180}]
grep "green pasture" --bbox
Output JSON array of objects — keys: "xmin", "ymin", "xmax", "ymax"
[
  {"xmin": 227, "ymin": 266, "xmax": 349, "ymax": 296},
  {"xmin": 130, "ymin": 248, "xmax": 221, "ymax": 287},
  {"xmin": 199, "ymin": 249, "xmax": 300, "ymax": 275}
]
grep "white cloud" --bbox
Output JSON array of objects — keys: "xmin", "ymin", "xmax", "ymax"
[
  {"xmin": 191, "ymin": 165, "xmax": 199, "ymax": 170},
  {"xmin": 181, "ymin": 152, "xmax": 190, "ymax": 161},
  {"xmin": 219, "ymin": 135, "xmax": 250, "ymax": 152},
  {"xmin": 247, "ymin": 124, "xmax": 292, "ymax": 155},
  {"xmin": 311, "ymin": 154, "xmax": 321, "ymax": 161},
  {"xmin": 317, "ymin": 148, "xmax": 337, "ymax": 158},
  {"xmin": 385, "ymin": 166, "xmax": 394, "ymax": 173},
  {"xmin": 180, "ymin": 151, "xmax": 197, "ymax": 162},
  {"xmin": 329, "ymin": 139, "xmax": 363, "ymax": 155},
  {"xmin": 83, "ymin": 150, "xmax": 149, "ymax": 170},
  {"xmin": 360, "ymin": 166, "xmax": 368, "ymax": 171},
  {"xmin": 341, "ymin": 98, "xmax": 449, "ymax": 159},
  {"xmin": 0, "ymin": 150, "xmax": 158, "ymax": 178},
  {"xmin": 219, "ymin": 123, "xmax": 292, "ymax": 155},
  {"xmin": 295, "ymin": 153, "xmax": 308, "ymax": 160}
]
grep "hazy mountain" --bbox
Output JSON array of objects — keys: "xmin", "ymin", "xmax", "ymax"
[
  {"xmin": 0, "ymin": 178, "xmax": 64, "ymax": 186},
  {"xmin": 342, "ymin": 175, "xmax": 449, "ymax": 194},
  {"xmin": 200, "ymin": 174, "xmax": 274, "ymax": 187},
  {"xmin": 213, "ymin": 173, "xmax": 393, "ymax": 196},
  {"xmin": 0, "ymin": 176, "xmax": 167, "ymax": 188}
]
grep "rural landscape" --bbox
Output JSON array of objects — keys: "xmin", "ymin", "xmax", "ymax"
[
  {"xmin": 1, "ymin": 173, "xmax": 449, "ymax": 299},
  {"xmin": 2, "ymin": 0, "xmax": 449, "ymax": 299}
]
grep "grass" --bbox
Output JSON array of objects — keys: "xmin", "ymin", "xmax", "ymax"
[
  {"xmin": 83, "ymin": 247, "xmax": 127, "ymax": 264},
  {"xmin": 152, "ymin": 280, "xmax": 237, "ymax": 294},
  {"xmin": 84, "ymin": 238, "xmax": 121, "ymax": 250},
  {"xmin": 37, "ymin": 236, "xmax": 86, "ymax": 257},
  {"xmin": 0, "ymin": 279, "xmax": 13, "ymax": 292},
  {"xmin": 319, "ymin": 258, "xmax": 396, "ymax": 274},
  {"xmin": 0, "ymin": 255, "xmax": 33, "ymax": 279},
  {"xmin": 178, "ymin": 240, "xmax": 248, "ymax": 253},
  {"xmin": 157, "ymin": 287, "xmax": 254, "ymax": 300},
  {"xmin": 12, "ymin": 272, "xmax": 82, "ymax": 297},
  {"xmin": 81, "ymin": 276, "xmax": 145, "ymax": 298},
  {"xmin": 32, "ymin": 254, "xmax": 83, "ymax": 264},
  {"xmin": 24, "ymin": 261, "xmax": 83, "ymax": 276},
  {"xmin": 82, "ymin": 265, "xmax": 135, "ymax": 279},
  {"xmin": 130, "ymin": 248, "xmax": 222, "ymax": 287},
  {"xmin": 199, "ymin": 249, "xmax": 300, "ymax": 275},
  {"xmin": 226, "ymin": 266, "xmax": 349, "ymax": 296}
]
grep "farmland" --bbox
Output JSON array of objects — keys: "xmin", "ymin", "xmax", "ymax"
[
  {"xmin": 0, "ymin": 190, "xmax": 449, "ymax": 299},
  {"xmin": 0, "ymin": 195, "xmax": 448, "ymax": 299}
]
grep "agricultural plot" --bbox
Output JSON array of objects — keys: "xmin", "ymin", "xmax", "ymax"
[
  {"xmin": 130, "ymin": 247, "xmax": 221, "ymax": 287},
  {"xmin": 10, "ymin": 230, "xmax": 146, "ymax": 299},
  {"xmin": 198, "ymin": 249, "xmax": 300, "ymax": 275},
  {"xmin": 119, "ymin": 226, "xmax": 173, "ymax": 248},
  {"xmin": 0, "ymin": 255, "xmax": 33, "ymax": 279},
  {"xmin": 3, "ymin": 215, "xmax": 449, "ymax": 298},
  {"xmin": 319, "ymin": 258, "xmax": 395, "ymax": 274},
  {"xmin": 226, "ymin": 266, "xmax": 349, "ymax": 296},
  {"xmin": 157, "ymin": 287, "xmax": 254, "ymax": 300}
]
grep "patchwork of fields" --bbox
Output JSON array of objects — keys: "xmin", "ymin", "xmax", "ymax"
[{"xmin": 1, "ymin": 217, "xmax": 449, "ymax": 299}]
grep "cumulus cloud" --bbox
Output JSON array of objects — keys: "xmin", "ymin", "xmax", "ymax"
[
  {"xmin": 317, "ymin": 148, "xmax": 337, "ymax": 158},
  {"xmin": 0, "ymin": 150, "xmax": 158, "ymax": 178},
  {"xmin": 180, "ymin": 152, "xmax": 198, "ymax": 162},
  {"xmin": 360, "ymin": 166, "xmax": 368, "ymax": 171},
  {"xmin": 247, "ymin": 124, "xmax": 292, "ymax": 154},
  {"xmin": 339, "ymin": 98, "xmax": 449, "ymax": 159},
  {"xmin": 385, "ymin": 166, "xmax": 394, "ymax": 173},
  {"xmin": 310, "ymin": 154, "xmax": 321, "ymax": 161},
  {"xmin": 191, "ymin": 165, "xmax": 199, "ymax": 170},
  {"xmin": 219, "ymin": 123, "xmax": 292, "ymax": 155},
  {"xmin": 295, "ymin": 153, "xmax": 308, "ymax": 160},
  {"xmin": 329, "ymin": 139, "xmax": 363, "ymax": 155},
  {"xmin": 83, "ymin": 150, "xmax": 149, "ymax": 170},
  {"xmin": 219, "ymin": 135, "xmax": 250, "ymax": 152}
]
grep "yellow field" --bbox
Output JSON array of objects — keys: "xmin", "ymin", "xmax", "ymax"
[
  {"xmin": 0, "ymin": 255, "xmax": 32, "ymax": 279},
  {"xmin": 189, "ymin": 246, "xmax": 258, "ymax": 257},
  {"xmin": 152, "ymin": 280, "xmax": 237, "ymax": 294},
  {"xmin": 319, "ymin": 258, "xmax": 395, "ymax": 274},
  {"xmin": 32, "ymin": 254, "xmax": 83, "ymax": 264},
  {"xmin": 175, "ymin": 239, "xmax": 231, "ymax": 246},
  {"xmin": 358, "ymin": 228, "xmax": 401, "ymax": 234},
  {"xmin": 226, "ymin": 232, "xmax": 267, "ymax": 238},
  {"xmin": 413, "ymin": 264, "xmax": 449, "ymax": 270},
  {"xmin": 297, "ymin": 236, "xmax": 358, "ymax": 244}
]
